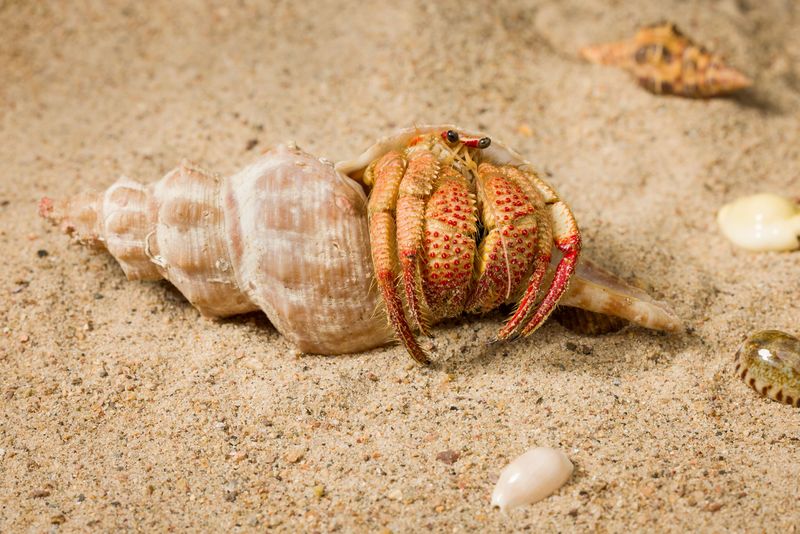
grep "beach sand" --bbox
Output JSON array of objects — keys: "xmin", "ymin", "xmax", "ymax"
[{"xmin": 1, "ymin": 0, "xmax": 799, "ymax": 531}]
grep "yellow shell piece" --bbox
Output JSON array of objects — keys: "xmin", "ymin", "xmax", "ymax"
[{"xmin": 717, "ymin": 193, "xmax": 800, "ymax": 252}]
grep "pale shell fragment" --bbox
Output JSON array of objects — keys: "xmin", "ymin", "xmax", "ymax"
[
  {"xmin": 491, "ymin": 447, "xmax": 573, "ymax": 512},
  {"xmin": 717, "ymin": 193, "xmax": 800, "ymax": 252}
]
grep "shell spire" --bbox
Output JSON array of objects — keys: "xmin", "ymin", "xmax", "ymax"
[
  {"xmin": 40, "ymin": 176, "xmax": 162, "ymax": 281},
  {"xmin": 557, "ymin": 258, "xmax": 682, "ymax": 334},
  {"xmin": 581, "ymin": 22, "xmax": 752, "ymax": 97}
]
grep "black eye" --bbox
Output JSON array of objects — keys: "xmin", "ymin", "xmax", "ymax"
[
  {"xmin": 478, "ymin": 137, "xmax": 491, "ymax": 149},
  {"xmin": 446, "ymin": 130, "xmax": 459, "ymax": 143}
]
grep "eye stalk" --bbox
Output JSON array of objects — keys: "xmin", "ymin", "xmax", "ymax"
[{"xmin": 441, "ymin": 130, "xmax": 491, "ymax": 149}]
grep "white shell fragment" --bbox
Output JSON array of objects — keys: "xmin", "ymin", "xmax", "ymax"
[
  {"xmin": 491, "ymin": 447, "xmax": 574, "ymax": 512},
  {"xmin": 717, "ymin": 193, "xmax": 800, "ymax": 251}
]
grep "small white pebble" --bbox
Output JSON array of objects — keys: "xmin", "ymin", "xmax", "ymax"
[
  {"xmin": 242, "ymin": 357, "xmax": 263, "ymax": 371},
  {"xmin": 491, "ymin": 447, "xmax": 573, "ymax": 512},
  {"xmin": 387, "ymin": 488, "xmax": 403, "ymax": 501},
  {"xmin": 717, "ymin": 193, "xmax": 800, "ymax": 251}
]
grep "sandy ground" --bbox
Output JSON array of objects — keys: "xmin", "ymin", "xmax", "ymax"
[{"xmin": 2, "ymin": 0, "xmax": 799, "ymax": 531}]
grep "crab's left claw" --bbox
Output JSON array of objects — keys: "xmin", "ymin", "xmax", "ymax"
[{"xmin": 498, "ymin": 178, "xmax": 581, "ymax": 339}]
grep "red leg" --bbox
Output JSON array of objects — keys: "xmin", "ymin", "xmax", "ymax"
[
  {"xmin": 496, "ymin": 245, "xmax": 551, "ymax": 339},
  {"xmin": 520, "ymin": 234, "xmax": 580, "ymax": 336},
  {"xmin": 376, "ymin": 264, "xmax": 431, "ymax": 365},
  {"xmin": 519, "ymin": 199, "xmax": 581, "ymax": 336},
  {"xmin": 466, "ymin": 163, "xmax": 540, "ymax": 313},
  {"xmin": 368, "ymin": 152, "xmax": 431, "ymax": 364},
  {"xmin": 370, "ymin": 213, "xmax": 431, "ymax": 365},
  {"xmin": 396, "ymin": 150, "xmax": 440, "ymax": 335},
  {"xmin": 493, "ymin": 166, "xmax": 580, "ymax": 339},
  {"xmin": 422, "ymin": 166, "xmax": 478, "ymax": 319},
  {"xmin": 496, "ymin": 196, "xmax": 553, "ymax": 339}
]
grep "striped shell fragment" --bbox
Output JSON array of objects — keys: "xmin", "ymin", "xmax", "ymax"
[{"xmin": 735, "ymin": 330, "xmax": 800, "ymax": 408}]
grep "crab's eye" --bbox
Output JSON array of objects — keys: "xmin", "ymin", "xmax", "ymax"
[
  {"xmin": 477, "ymin": 137, "xmax": 491, "ymax": 149},
  {"xmin": 445, "ymin": 130, "xmax": 459, "ymax": 143}
]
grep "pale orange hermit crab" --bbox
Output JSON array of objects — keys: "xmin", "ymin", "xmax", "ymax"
[
  {"xmin": 41, "ymin": 124, "xmax": 681, "ymax": 364},
  {"xmin": 362, "ymin": 129, "xmax": 580, "ymax": 364}
]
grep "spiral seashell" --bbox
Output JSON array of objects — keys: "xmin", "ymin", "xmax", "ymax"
[
  {"xmin": 41, "ymin": 145, "xmax": 391, "ymax": 354},
  {"xmin": 581, "ymin": 22, "xmax": 752, "ymax": 98},
  {"xmin": 40, "ymin": 125, "xmax": 681, "ymax": 356}
]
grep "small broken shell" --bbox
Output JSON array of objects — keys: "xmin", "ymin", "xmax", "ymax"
[
  {"xmin": 581, "ymin": 22, "xmax": 752, "ymax": 97},
  {"xmin": 558, "ymin": 258, "xmax": 682, "ymax": 334},
  {"xmin": 718, "ymin": 193, "xmax": 800, "ymax": 252},
  {"xmin": 735, "ymin": 330, "xmax": 800, "ymax": 407},
  {"xmin": 491, "ymin": 447, "xmax": 573, "ymax": 512}
]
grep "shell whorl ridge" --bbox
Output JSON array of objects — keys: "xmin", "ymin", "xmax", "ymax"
[
  {"xmin": 221, "ymin": 146, "xmax": 392, "ymax": 353},
  {"xmin": 41, "ymin": 126, "xmax": 682, "ymax": 356}
]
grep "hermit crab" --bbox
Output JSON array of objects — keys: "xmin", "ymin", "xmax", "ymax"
[
  {"xmin": 40, "ymin": 125, "xmax": 681, "ymax": 363},
  {"xmin": 358, "ymin": 130, "xmax": 579, "ymax": 363}
]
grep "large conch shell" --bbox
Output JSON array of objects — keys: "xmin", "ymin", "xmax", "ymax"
[{"xmin": 40, "ymin": 125, "xmax": 681, "ymax": 355}]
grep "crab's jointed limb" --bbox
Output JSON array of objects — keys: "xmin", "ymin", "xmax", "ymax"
[
  {"xmin": 468, "ymin": 163, "xmax": 531, "ymax": 312},
  {"xmin": 366, "ymin": 151, "xmax": 431, "ymax": 365},
  {"xmin": 498, "ymin": 170, "xmax": 581, "ymax": 339},
  {"xmin": 396, "ymin": 149, "xmax": 440, "ymax": 337},
  {"xmin": 518, "ymin": 203, "xmax": 581, "ymax": 337},
  {"xmin": 421, "ymin": 164, "xmax": 478, "ymax": 320}
]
